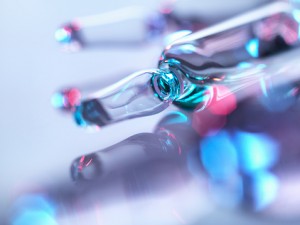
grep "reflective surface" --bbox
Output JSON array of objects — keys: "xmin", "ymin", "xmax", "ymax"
[
  {"xmin": 55, "ymin": 0, "xmax": 271, "ymax": 52},
  {"xmin": 71, "ymin": 111, "xmax": 199, "ymax": 182},
  {"xmin": 4, "ymin": 0, "xmax": 300, "ymax": 225},
  {"xmin": 159, "ymin": 2, "xmax": 300, "ymax": 108},
  {"xmin": 10, "ymin": 77, "xmax": 300, "ymax": 224},
  {"xmin": 73, "ymin": 70, "xmax": 179, "ymax": 127},
  {"xmin": 71, "ymin": 2, "xmax": 300, "ymax": 130}
]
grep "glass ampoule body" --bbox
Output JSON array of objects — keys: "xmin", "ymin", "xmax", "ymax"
[
  {"xmin": 52, "ymin": 0, "xmax": 273, "ymax": 112},
  {"xmin": 54, "ymin": 0, "xmax": 271, "ymax": 52},
  {"xmin": 72, "ymin": 80, "xmax": 300, "ymax": 218},
  {"xmin": 73, "ymin": 2, "xmax": 300, "ymax": 128}
]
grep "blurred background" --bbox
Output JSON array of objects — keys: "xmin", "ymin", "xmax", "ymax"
[{"xmin": 1, "ymin": 0, "xmax": 300, "ymax": 224}]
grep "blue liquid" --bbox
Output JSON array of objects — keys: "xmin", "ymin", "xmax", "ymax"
[{"xmin": 74, "ymin": 3, "xmax": 300, "ymax": 128}]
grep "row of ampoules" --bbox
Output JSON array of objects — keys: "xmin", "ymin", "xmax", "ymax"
[
  {"xmin": 54, "ymin": 0, "xmax": 271, "ymax": 51},
  {"xmin": 15, "ymin": 2, "xmax": 300, "ymax": 224},
  {"xmin": 37, "ymin": 2, "xmax": 300, "ymax": 224},
  {"xmin": 11, "ymin": 88, "xmax": 300, "ymax": 224},
  {"xmin": 53, "ymin": 0, "xmax": 300, "ymax": 130}
]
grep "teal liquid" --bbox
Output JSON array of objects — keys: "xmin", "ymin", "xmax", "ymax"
[
  {"xmin": 158, "ymin": 7, "xmax": 300, "ymax": 110},
  {"xmin": 74, "ymin": 2, "xmax": 300, "ymax": 128}
]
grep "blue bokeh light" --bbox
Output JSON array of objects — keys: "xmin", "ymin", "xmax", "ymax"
[
  {"xmin": 200, "ymin": 130, "xmax": 238, "ymax": 180},
  {"xmin": 237, "ymin": 62, "xmax": 252, "ymax": 69},
  {"xmin": 200, "ymin": 129, "xmax": 280, "ymax": 211},
  {"xmin": 54, "ymin": 27, "xmax": 72, "ymax": 43},
  {"xmin": 245, "ymin": 38, "xmax": 259, "ymax": 58},
  {"xmin": 51, "ymin": 93, "xmax": 65, "ymax": 108},
  {"xmin": 251, "ymin": 171, "xmax": 279, "ymax": 211},
  {"xmin": 13, "ymin": 210, "xmax": 58, "ymax": 225},
  {"xmin": 12, "ymin": 194, "xmax": 57, "ymax": 225},
  {"xmin": 233, "ymin": 131, "xmax": 279, "ymax": 174}
]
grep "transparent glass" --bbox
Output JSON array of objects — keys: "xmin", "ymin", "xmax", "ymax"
[
  {"xmin": 69, "ymin": 75, "xmax": 300, "ymax": 217},
  {"xmin": 159, "ymin": 2, "xmax": 300, "ymax": 107},
  {"xmin": 12, "ymin": 76, "xmax": 300, "ymax": 225},
  {"xmin": 71, "ymin": 111, "xmax": 199, "ymax": 181},
  {"xmin": 73, "ymin": 70, "xmax": 181, "ymax": 127},
  {"xmin": 67, "ymin": 2, "xmax": 300, "ymax": 129},
  {"xmin": 54, "ymin": 0, "xmax": 271, "ymax": 51}
]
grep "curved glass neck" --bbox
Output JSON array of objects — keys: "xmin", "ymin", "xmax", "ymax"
[
  {"xmin": 158, "ymin": 2, "xmax": 300, "ymax": 109},
  {"xmin": 66, "ymin": 2, "xmax": 300, "ymax": 129},
  {"xmin": 71, "ymin": 111, "xmax": 199, "ymax": 181},
  {"xmin": 159, "ymin": 2, "xmax": 297, "ymax": 76},
  {"xmin": 74, "ymin": 69, "xmax": 182, "ymax": 128}
]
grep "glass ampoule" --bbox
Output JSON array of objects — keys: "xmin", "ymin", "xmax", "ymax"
[
  {"xmin": 52, "ymin": 0, "xmax": 272, "ymax": 111},
  {"xmin": 54, "ymin": 2, "xmax": 196, "ymax": 52},
  {"xmin": 71, "ymin": 76, "xmax": 300, "ymax": 219},
  {"xmin": 71, "ymin": 2, "xmax": 300, "ymax": 128},
  {"xmin": 9, "ymin": 112, "xmax": 206, "ymax": 225},
  {"xmin": 71, "ymin": 111, "xmax": 200, "ymax": 181},
  {"xmin": 12, "ymin": 84, "xmax": 300, "ymax": 225},
  {"xmin": 54, "ymin": 0, "xmax": 271, "ymax": 52}
]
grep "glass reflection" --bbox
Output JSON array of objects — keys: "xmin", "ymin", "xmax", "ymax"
[
  {"xmin": 196, "ymin": 77, "xmax": 300, "ymax": 215},
  {"xmin": 55, "ymin": 0, "xmax": 270, "ymax": 52},
  {"xmin": 12, "ymin": 77, "xmax": 300, "ymax": 224},
  {"xmin": 70, "ymin": 111, "xmax": 200, "ymax": 183},
  {"xmin": 59, "ymin": 2, "xmax": 300, "ymax": 130},
  {"xmin": 9, "ymin": 112, "xmax": 211, "ymax": 225}
]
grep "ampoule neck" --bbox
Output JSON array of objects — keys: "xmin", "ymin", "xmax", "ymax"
[
  {"xmin": 72, "ymin": 68, "xmax": 185, "ymax": 129},
  {"xmin": 151, "ymin": 67, "xmax": 183, "ymax": 102},
  {"xmin": 158, "ymin": 58, "xmax": 213, "ymax": 110}
]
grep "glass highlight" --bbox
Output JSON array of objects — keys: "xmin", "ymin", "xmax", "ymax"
[{"xmin": 71, "ymin": 2, "xmax": 300, "ymax": 129}]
